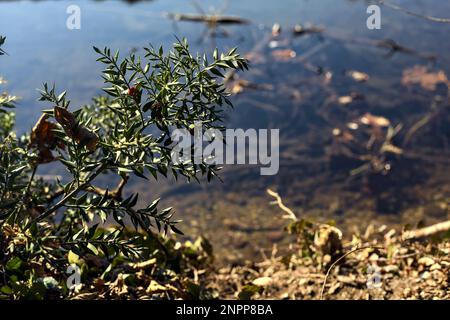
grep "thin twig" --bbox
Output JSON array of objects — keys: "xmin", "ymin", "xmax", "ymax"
[
  {"xmin": 266, "ymin": 189, "xmax": 297, "ymax": 221},
  {"xmin": 87, "ymin": 176, "xmax": 129, "ymax": 201},
  {"xmin": 320, "ymin": 245, "xmax": 384, "ymax": 300},
  {"xmin": 26, "ymin": 162, "xmax": 108, "ymax": 228},
  {"xmin": 402, "ymin": 220, "xmax": 450, "ymax": 241}
]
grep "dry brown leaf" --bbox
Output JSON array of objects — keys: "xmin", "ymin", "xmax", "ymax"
[
  {"xmin": 29, "ymin": 114, "xmax": 64, "ymax": 164},
  {"xmin": 54, "ymin": 106, "xmax": 77, "ymax": 133},
  {"xmin": 360, "ymin": 113, "xmax": 391, "ymax": 127},
  {"xmin": 229, "ymin": 79, "xmax": 250, "ymax": 95},
  {"xmin": 338, "ymin": 96, "xmax": 353, "ymax": 105},
  {"xmin": 76, "ymin": 127, "xmax": 99, "ymax": 152},
  {"xmin": 347, "ymin": 70, "xmax": 370, "ymax": 82},
  {"xmin": 227, "ymin": 79, "xmax": 272, "ymax": 95},
  {"xmin": 272, "ymin": 49, "xmax": 296, "ymax": 61},
  {"xmin": 36, "ymin": 148, "xmax": 56, "ymax": 164},
  {"xmin": 54, "ymin": 106, "xmax": 98, "ymax": 152},
  {"xmin": 401, "ymin": 65, "xmax": 449, "ymax": 91},
  {"xmin": 337, "ymin": 92, "xmax": 364, "ymax": 106},
  {"xmin": 314, "ymin": 224, "xmax": 343, "ymax": 256},
  {"xmin": 30, "ymin": 115, "xmax": 58, "ymax": 148},
  {"xmin": 108, "ymin": 274, "xmax": 129, "ymax": 297},
  {"xmin": 146, "ymin": 280, "xmax": 168, "ymax": 294}
]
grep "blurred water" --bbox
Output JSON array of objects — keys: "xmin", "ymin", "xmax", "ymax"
[
  {"xmin": 2, "ymin": 0, "xmax": 449, "ymax": 132},
  {"xmin": 2, "ymin": 0, "xmax": 450, "ymax": 260}
]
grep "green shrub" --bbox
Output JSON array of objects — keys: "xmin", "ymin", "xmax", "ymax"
[{"xmin": 0, "ymin": 36, "xmax": 247, "ymax": 299}]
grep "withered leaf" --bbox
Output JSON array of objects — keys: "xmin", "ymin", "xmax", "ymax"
[
  {"xmin": 37, "ymin": 148, "xmax": 56, "ymax": 164},
  {"xmin": 29, "ymin": 114, "xmax": 62, "ymax": 164},
  {"xmin": 360, "ymin": 113, "xmax": 391, "ymax": 127},
  {"xmin": 338, "ymin": 92, "xmax": 364, "ymax": 106},
  {"xmin": 401, "ymin": 65, "xmax": 450, "ymax": 91},
  {"xmin": 54, "ymin": 106, "xmax": 77, "ymax": 135},
  {"xmin": 146, "ymin": 280, "xmax": 168, "ymax": 294},
  {"xmin": 272, "ymin": 49, "xmax": 296, "ymax": 61},
  {"xmin": 76, "ymin": 126, "xmax": 99, "ymax": 152},
  {"xmin": 346, "ymin": 70, "xmax": 369, "ymax": 82},
  {"xmin": 229, "ymin": 79, "xmax": 251, "ymax": 95},
  {"xmin": 30, "ymin": 114, "xmax": 58, "ymax": 148},
  {"xmin": 143, "ymin": 101, "xmax": 162, "ymax": 112},
  {"xmin": 338, "ymin": 96, "xmax": 353, "ymax": 105},
  {"xmin": 53, "ymin": 106, "xmax": 99, "ymax": 152}
]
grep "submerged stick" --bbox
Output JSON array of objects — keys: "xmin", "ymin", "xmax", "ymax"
[
  {"xmin": 379, "ymin": 0, "xmax": 450, "ymax": 24},
  {"xmin": 166, "ymin": 13, "xmax": 250, "ymax": 25}
]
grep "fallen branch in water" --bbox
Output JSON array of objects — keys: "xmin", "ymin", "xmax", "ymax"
[
  {"xmin": 166, "ymin": 13, "xmax": 250, "ymax": 25},
  {"xmin": 379, "ymin": 0, "xmax": 450, "ymax": 24},
  {"xmin": 293, "ymin": 24, "xmax": 325, "ymax": 37},
  {"xmin": 375, "ymin": 38, "xmax": 436, "ymax": 60}
]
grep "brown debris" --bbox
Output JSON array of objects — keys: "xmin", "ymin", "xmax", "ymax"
[
  {"xmin": 271, "ymin": 23, "xmax": 282, "ymax": 37},
  {"xmin": 293, "ymin": 24, "xmax": 325, "ymax": 37},
  {"xmin": 207, "ymin": 226, "xmax": 450, "ymax": 300},
  {"xmin": 29, "ymin": 114, "xmax": 63, "ymax": 164},
  {"xmin": 166, "ymin": 13, "xmax": 250, "ymax": 25},
  {"xmin": 337, "ymin": 92, "xmax": 364, "ymax": 106},
  {"xmin": 346, "ymin": 70, "xmax": 370, "ymax": 82},
  {"xmin": 314, "ymin": 224, "xmax": 343, "ymax": 257},
  {"xmin": 360, "ymin": 113, "xmax": 391, "ymax": 128},
  {"xmin": 401, "ymin": 65, "xmax": 450, "ymax": 91},
  {"xmin": 271, "ymin": 49, "xmax": 297, "ymax": 61},
  {"xmin": 54, "ymin": 106, "xmax": 99, "ymax": 152}
]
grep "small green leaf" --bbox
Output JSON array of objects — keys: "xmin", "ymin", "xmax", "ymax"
[
  {"xmin": 238, "ymin": 284, "xmax": 262, "ymax": 300},
  {"xmin": 1, "ymin": 286, "xmax": 12, "ymax": 295},
  {"xmin": 86, "ymin": 243, "xmax": 99, "ymax": 255},
  {"xmin": 6, "ymin": 257, "xmax": 22, "ymax": 271},
  {"xmin": 68, "ymin": 250, "xmax": 80, "ymax": 264}
]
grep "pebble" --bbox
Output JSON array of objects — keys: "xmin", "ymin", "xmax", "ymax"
[
  {"xmin": 369, "ymin": 253, "xmax": 379, "ymax": 262},
  {"xmin": 328, "ymin": 283, "xmax": 341, "ymax": 295},
  {"xmin": 403, "ymin": 287, "xmax": 412, "ymax": 297},
  {"xmin": 252, "ymin": 277, "xmax": 273, "ymax": 287},
  {"xmin": 384, "ymin": 265, "xmax": 399, "ymax": 273},
  {"xmin": 418, "ymin": 257, "xmax": 435, "ymax": 267},
  {"xmin": 420, "ymin": 271, "xmax": 431, "ymax": 280},
  {"xmin": 430, "ymin": 263, "xmax": 441, "ymax": 271}
]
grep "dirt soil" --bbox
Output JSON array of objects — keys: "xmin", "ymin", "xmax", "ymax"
[{"xmin": 206, "ymin": 225, "xmax": 450, "ymax": 300}]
